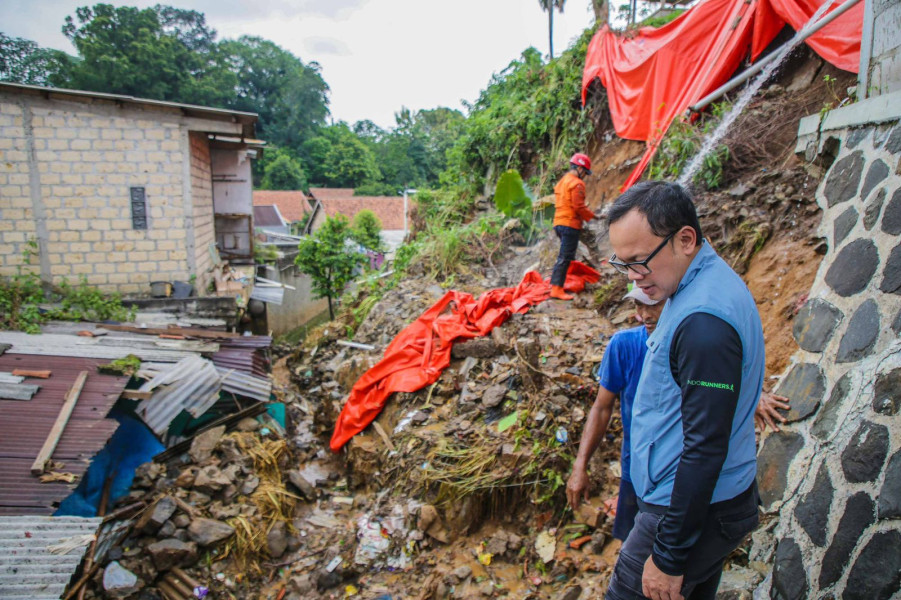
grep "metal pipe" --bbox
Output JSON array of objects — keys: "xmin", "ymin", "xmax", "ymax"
[{"xmin": 689, "ymin": 0, "xmax": 863, "ymax": 112}]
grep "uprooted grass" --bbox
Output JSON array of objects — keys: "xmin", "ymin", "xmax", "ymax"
[
  {"xmin": 222, "ymin": 432, "xmax": 299, "ymax": 571},
  {"xmin": 392, "ymin": 375, "xmax": 592, "ymax": 528}
]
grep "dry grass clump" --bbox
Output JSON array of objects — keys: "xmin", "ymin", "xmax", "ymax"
[{"xmin": 221, "ymin": 432, "xmax": 299, "ymax": 570}]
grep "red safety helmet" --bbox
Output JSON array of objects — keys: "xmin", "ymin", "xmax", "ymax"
[{"xmin": 570, "ymin": 153, "xmax": 592, "ymax": 174}]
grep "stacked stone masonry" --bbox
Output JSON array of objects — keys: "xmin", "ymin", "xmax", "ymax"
[
  {"xmin": 754, "ymin": 122, "xmax": 901, "ymax": 599},
  {"xmin": 0, "ymin": 92, "xmax": 220, "ymax": 295}
]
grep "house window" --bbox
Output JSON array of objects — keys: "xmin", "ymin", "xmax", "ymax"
[{"xmin": 130, "ymin": 186, "xmax": 148, "ymax": 230}]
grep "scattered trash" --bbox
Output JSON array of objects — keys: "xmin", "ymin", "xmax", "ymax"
[
  {"xmin": 535, "ymin": 530, "xmax": 557, "ymax": 563},
  {"xmin": 326, "ymin": 556, "xmax": 343, "ymax": 573},
  {"xmin": 354, "ymin": 516, "xmax": 391, "ymax": 566},
  {"xmin": 555, "ymin": 427, "xmax": 569, "ymax": 444},
  {"xmin": 497, "ymin": 410, "xmax": 519, "ymax": 433},
  {"xmin": 193, "ymin": 586, "xmax": 210, "ymax": 599}
]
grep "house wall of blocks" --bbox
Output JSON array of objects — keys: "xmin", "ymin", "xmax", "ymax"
[{"xmin": 0, "ymin": 89, "xmax": 244, "ymax": 296}]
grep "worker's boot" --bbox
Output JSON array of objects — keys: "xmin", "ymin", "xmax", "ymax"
[{"xmin": 550, "ymin": 285, "xmax": 573, "ymax": 301}]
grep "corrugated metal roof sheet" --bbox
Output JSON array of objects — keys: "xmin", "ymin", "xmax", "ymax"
[
  {"xmin": 216, "ymin": 367, "xmax": 272, "ymax": 403},
  {"xmin": 0, "ymin": 332, "xmax": 196, "ymax": 362},
  {"xmin": 135, "ymin": 356, "xmax": 221, "ymax": 436},
  {"xmin": 250, "ymin": 285, "xmax": 285, "ymax": 305},
  {"xmin": 0, "ymin": 355, "xmax": 128, "ymax": 515},
  {"xmin": 211, "ymin": 350, "xmax": 268, "ymax": 377},
  {"xmin": 0, "ymin": 515, "xmax": 102, "ymax": 599}
]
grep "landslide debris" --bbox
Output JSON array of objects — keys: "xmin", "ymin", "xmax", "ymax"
[{"xmin": 77, "ymin": 52, "xmax": 838, "ymax": 600}]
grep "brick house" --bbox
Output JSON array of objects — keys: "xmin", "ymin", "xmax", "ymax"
[
  {"xmin": 0, "ymin": 82, "xmax": 262, "ymax": 296},
  {"xmin": 306, "ymin": 187, "xmax": 411, "ymax": 250}
]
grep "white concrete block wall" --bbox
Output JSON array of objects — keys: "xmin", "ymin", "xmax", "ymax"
[{"xmin": 0, "ymin": 92, "xmax": 231, "ymax": 296}]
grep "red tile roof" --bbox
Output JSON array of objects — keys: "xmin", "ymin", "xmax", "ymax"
[
  {"xmin": 252, "ymin": 191, "xmax": 310, "ymax": 223},
  {"xmin": 309, "ymin": 188, "xmax": 408, "ymax": 231}
]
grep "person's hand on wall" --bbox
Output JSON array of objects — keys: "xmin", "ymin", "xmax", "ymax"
[{"xmin": 755, "ymin": 391, "xmax": 790, "ymax": 432}]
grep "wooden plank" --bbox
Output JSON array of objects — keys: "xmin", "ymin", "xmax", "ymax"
[
  {"xmin": 12, "ymin": 369, "xmax": 52, "ymax": 378},
  {"xmin": 0, "ymin": 382, "xmax": 40, "ymax": 401},
  {"xmin": 120, "ymin": 389, "xmax": 154, "ymax": 401},
  {"xmin": 31, "ymin": 371, "xmax": 89, "ymax": 475}
]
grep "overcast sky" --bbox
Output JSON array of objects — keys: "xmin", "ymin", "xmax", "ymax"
[{"xmin": 1, "ymin": 0, "xmax": 597, "ymax": 129}]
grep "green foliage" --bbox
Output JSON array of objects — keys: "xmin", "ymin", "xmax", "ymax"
[
  {"xmin": 62, "ymin": 4, "xmax": 237, "ymax": 107},
  {"xmin": 260, "ymin": 150, "xmax": 307, "ymax": 191},
  {"xmin": 648, "ymin": 101, "xmax": 731, "ymax": 190},
  {"xmin": 442, "ymin": 30, "xmax": 596, "ymax": 198},
  {"xmin": 50, "ymin": 277, "xmax": 135, "ymax": 322},
  {"xmin": 221, "ymin": 35, "xmax": 329, "ymax": 151},
  {"xmin": 0, "ymin": 33, "xmax": 71, "ymax": 86},
  {"xmin": 354, "ymin": 182, "xmax": 398, "ymax": 196},
  {"xmin": 350, "ymin": 210, "xmax": 383, "ymax": 252},
  {"xmin": 254, "ymin": 244, "xmax": 279, "ymax": 264},
  {"xmin": 0, "ymin": 240, "xmax": 134, "ymax": 332},
  {"xmin": 493, "ymin": 169, "xmax": 535, "ymax": 231},
  {"xmin": 0, "ymin": 241, "xmax": 45, "ymax": 333},
  {"xmin": 414, "ymin": 188, "xmax": 476, "ymax": 231},
  {"xmin": 641, "ymin": 9, "xmax": 686, "ymax": 28},
  {"xmin": 417, "ymin": 214, "xmax": 506, "ymax": 281},
  {"xmin": 294, "ymin": 215, "xmax": 364, "ymax": 319},
  {"xmin": 98, "ymin": 354, "xmax": 141, "ymax": 376},
  {"xmin": 302, "ymin": 123, "xmax": 381, "ymax": 188}
]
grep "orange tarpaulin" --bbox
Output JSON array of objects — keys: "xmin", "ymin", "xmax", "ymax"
[
  {"xmin": 582, "ymin": 0, "xmax": 862, "ymax": 190},
  {"xmin": 330, "ymin": 262, "xmax": 601, "ymax": 452}
]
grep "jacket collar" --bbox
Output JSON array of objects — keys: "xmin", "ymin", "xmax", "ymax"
[{"xmin": 672, "ymin": 239, "xmax": 714, "ymax": 299}]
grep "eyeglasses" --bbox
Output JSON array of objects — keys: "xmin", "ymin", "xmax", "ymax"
[{"xmin": 609, "ymin": 231, "xmax": 676, "ymax": 275}]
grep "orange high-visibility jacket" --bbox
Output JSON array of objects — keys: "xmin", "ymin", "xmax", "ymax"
[{"xmin": 553, "ymin": 171, "xmax": 595, "ymax": 229}]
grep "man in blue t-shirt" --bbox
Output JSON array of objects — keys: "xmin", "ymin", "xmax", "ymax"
[
  {"xmin": 566, "ymin": 288, "xmax": 790, "ymax": 542},
  {"xmin": 566, "ymin": 285, "xmax": 663, "ymax": 540}
]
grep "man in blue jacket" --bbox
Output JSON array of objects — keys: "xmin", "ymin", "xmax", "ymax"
[{"xmin": 604, "ymin": 181, "xmax": 765, "ymax": 600}]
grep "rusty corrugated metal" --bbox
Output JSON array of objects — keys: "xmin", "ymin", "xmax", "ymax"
[
  {"xmin": 0, "ymin": 355, "xmax": 128, "ymax": 515},
  {"xmin": 213, "ymin": 335, "xmax": 271, "ymax": 377},
  {"xmin": 0, "ymin": 515, "xmax": 102, "ymax": 599}
]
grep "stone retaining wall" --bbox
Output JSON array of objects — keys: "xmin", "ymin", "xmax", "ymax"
[{"xmin": 752, "ymin": 113, "xmax": 901, "ymax": 599}]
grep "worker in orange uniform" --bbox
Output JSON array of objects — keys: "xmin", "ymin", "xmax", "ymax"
[{"xmin": 550, "ymin": 153, "xmax": 596, "ymax": 300}]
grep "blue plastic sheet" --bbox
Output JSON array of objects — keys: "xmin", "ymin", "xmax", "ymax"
[{"xmin": 56, "ymin": 408, "xmax": 164, "ymax": 517}]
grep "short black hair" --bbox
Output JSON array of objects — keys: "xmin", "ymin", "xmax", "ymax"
[{"xmin": 607, "ymin": 181, "xmax": 702, "ymax": 245}]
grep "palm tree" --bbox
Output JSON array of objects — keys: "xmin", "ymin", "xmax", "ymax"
[{"xmin": 538, "ymin": 0, "xmax": 566, "ymax": 59}]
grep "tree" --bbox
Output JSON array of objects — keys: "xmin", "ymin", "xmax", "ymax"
[
  {"xmin": 0, "ymin": 33, "xmax": 71, "ymax": 86},
  {"xmin": 220, "ymin": 36, "xmax": 329, "ymax": 152},
  {"xmin": 61, "ymin": 4, "xmax": 236, "ymax": 106},
  {"xmin": 350, "ymin": 210, "xmax": 383, "ymax": 251},
  {"xmin": 261, "ymin": 150, "xmax": 307, "ymax": 190},
  {"xmin": 320, "ymin": 124, "xmax": 381, "ymax": 188},
  {"xmin": 295, "ymin": 215, "xmax": 362, "ymax": 319},
  {"xmin": 538, "ymin": 0, "xmax": 566, "ymax": 59}
]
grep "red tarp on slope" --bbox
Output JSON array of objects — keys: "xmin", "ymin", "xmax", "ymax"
[
  {"xmin": 330, "ymin": 262, "xmax": 600, "ymax": 451},
  {"xmin": 582, "ymin": 0, "xmax": 863, "ymax": 190}
]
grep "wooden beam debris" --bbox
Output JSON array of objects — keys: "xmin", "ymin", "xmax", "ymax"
[
  {"xmin": 31, "ymin": 371, "xmax": 88, "ymax": 475},
  {"xmin": 13, "ymin": 368, "xmax": 52, "ymax": 378}
]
